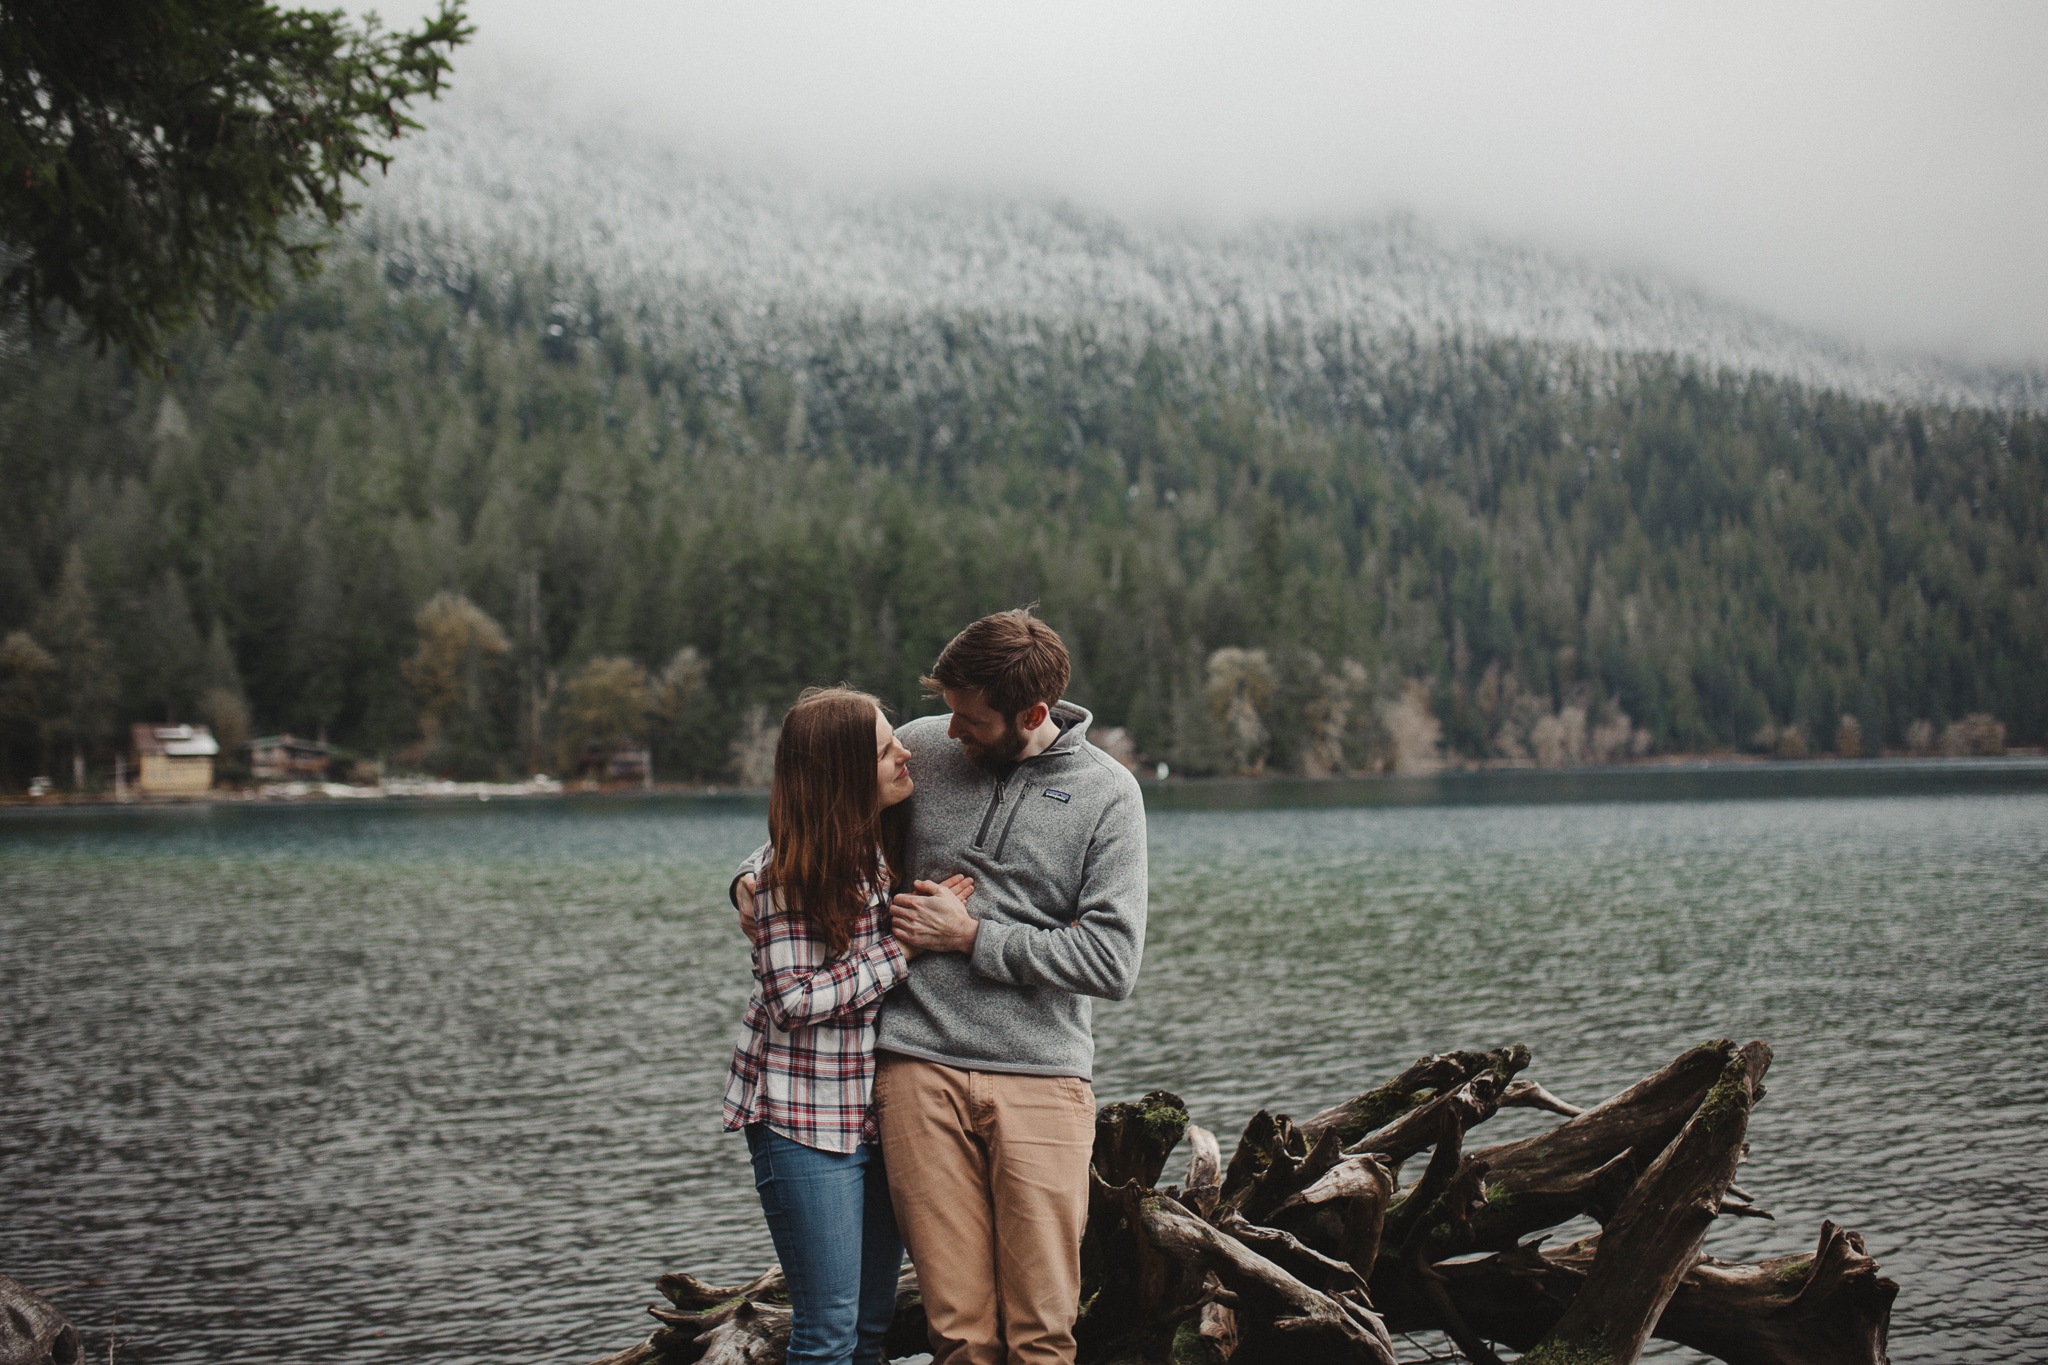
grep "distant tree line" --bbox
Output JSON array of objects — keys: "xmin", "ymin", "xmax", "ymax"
[{"xmin": 0, "ymin": 240, "xmax": 2040, "ymax": 788}]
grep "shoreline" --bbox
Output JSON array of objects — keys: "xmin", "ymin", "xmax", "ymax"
[{"xmin": 3, "ymin": 751, "xmax": 2043, "ymax": 811}]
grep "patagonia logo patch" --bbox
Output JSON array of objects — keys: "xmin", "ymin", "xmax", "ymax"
[{"xmin": 1043, "ymin": 788, "xmax": 1072, "ymax": 803}]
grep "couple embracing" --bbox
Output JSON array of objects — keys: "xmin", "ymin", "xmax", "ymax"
[{"xmin": 718, "ymin": 609, "xmax": 1149, "ymax": 1365}]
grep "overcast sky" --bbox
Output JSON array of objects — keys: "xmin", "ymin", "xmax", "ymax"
[{"xmin": 371, "ymin": 1, "xmax": 2048, "ymax": 364}]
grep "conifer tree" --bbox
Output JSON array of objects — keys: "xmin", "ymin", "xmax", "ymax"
[
  {"xmin": 0, "ymin": 0, "xmax": 469, "ymax": 363},
  {"xmin": 31, "ymin": 547, "xmax": 115, "ymax": 789},
  {"xmin": 0, "ymin": 628, "xmax": 55, "ymax": 781}
]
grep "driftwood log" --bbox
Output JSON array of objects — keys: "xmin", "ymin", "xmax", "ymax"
[
  {"xmin": 0, "ymin": 1275, "xmax": 82, "ymax": 1365},
  {"xmin": 590, "ymin": 1041, "xmax": 1896, "ymax": 1365}
]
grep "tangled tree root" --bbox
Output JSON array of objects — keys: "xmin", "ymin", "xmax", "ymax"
[{"xmin": 589, "ymin": 1040, "xmax": 1895, "ymax": 1365}]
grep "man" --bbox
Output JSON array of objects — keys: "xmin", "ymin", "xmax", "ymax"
[{"xmin": 736, "ymin": 608, "xmax": 1148, "ymax": 1365}]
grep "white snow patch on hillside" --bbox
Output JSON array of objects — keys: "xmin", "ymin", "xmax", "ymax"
[{"xmin": 364, "ymin": 85, "xmax": 2043, "ymax": 411}]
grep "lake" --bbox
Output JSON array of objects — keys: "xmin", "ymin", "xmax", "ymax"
[{"xmin": 3, "ymin": 762, "xmax": 2045, "ymax": 1364}]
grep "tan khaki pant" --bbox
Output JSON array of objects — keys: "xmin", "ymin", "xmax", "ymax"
[{"xmin": 874, "ymin": 1053, "xmax": 1096, "ymax": 1365}]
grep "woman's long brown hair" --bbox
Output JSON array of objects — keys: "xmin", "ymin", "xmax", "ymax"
[{"xmin": 761, "ymin": 686, "xmax": 906, "ymax": 955}]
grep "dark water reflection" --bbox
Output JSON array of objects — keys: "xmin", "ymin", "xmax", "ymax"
[{"xmin": 2, "ymin": 771, "xmax": 2044, "ymax": 1363}]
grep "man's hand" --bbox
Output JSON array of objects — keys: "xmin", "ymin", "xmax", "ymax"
[
  {"xmin": 735, "ymin": 873, "xmax": 760, "ymax": 944},
  {"xmin": 891, "ymin": 879, "xmax": 981, "ymax": 956},
  {"xmin": 734, "ymin": 871, "xmax": 974, "ymax": 948}
]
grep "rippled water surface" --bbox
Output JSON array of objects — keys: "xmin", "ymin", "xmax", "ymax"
[{"xmin": 3, "ymin": 771, "xmax": 2045, "ymax": 1364}]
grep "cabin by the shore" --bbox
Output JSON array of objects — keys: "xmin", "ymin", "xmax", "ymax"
[
  {"xmin": 570, "ymin": 743, "xmax": 652, "ymax": 785},
  {"xmin": 248, "ymin": 734, "xmax": 333, "ymax": 782},
  {"xmin": 131, "ymin": 723, "xmax": 219, "ymax": 794}
]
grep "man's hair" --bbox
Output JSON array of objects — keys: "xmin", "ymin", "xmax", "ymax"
[{"xmin": 923, "ymin": 607, "xmax": 1071, "ymax": 719}]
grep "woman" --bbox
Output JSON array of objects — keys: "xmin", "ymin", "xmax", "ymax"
[{"xmin": 720, "ymin": 686, "xmax": 971, "ymax": 1365}]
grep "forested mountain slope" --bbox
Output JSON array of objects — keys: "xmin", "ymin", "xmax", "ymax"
[
  {"xmin": 380, "ymin": 88, "xmax": 2044, "ymax": 413},
  {"xmin": 0, "ymin": 91, "xmax": 2041, "ymax": 784}
]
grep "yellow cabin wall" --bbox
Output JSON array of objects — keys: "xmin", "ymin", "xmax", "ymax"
[{"xmin": 138, "ymin": 754, "xmax": 214, "ymax": 793}]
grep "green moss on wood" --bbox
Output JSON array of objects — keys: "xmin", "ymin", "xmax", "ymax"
[
  {"xmin": 1140, "ymin": 1096, "xmax": 1190, "ymax": 1143},
  {"xmin": 1326, "ymin": 1080, "xmax": 1436, "ymax": 1145},
  {"xmin": 1522, "ymin": 1331, "xmax": 1613, "ymax": 1365},
  {"xmin": 1696, "ymin": 1055, "xmax": 1754, "ymax": 1133},
  {"xmin": 1775, "ymin": 1255, "xmax": 1813, "ymax": 1285}
]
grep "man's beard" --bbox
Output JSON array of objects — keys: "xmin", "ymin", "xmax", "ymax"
[{"xmin": 960, "ymin": 719, "xmax": 1029, "ymax": 768}]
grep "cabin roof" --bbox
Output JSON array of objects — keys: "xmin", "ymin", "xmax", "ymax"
[
  {"xmin": 249, "ymin": 734, "xmax": 331, "ymax": 753},
  {"xmin": 131, "ymin": 723, "xmax": 220, "ymax": 757}
]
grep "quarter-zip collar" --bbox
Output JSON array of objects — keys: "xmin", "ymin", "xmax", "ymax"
[
  {"xmin": 1035, "ymin": 701, "xmax": 1091, "ymax": 756},
  {"xmin": 966, "ymin": 703, "xmax": 1092, "ymax": 853}
]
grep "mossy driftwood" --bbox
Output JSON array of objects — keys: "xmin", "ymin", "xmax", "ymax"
[{"xmin": 589, "ymin": 1040, "xmax": 1896, "ymax": 1365}]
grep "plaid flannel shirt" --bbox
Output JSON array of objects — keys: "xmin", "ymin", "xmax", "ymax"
[{"xmin": 721, "ymin": 843, "xmax": 909, "ymax": 1153}]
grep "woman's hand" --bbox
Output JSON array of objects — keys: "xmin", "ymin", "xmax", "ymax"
[
  {"xmin": 891, "ymin": 879, "xmax": 980, "ymax": 957},
  {"xmin": 737, "ymin": 870, "xmax": 971, "ymax": 952}
]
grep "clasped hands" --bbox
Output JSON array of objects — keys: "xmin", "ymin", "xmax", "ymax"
[
  {"xmin": 733, "ymin": 870, "xmax": 980, "ymax": 958},
  {"xmin": 888, "ymin": 876, "xmax": 979, "ymax": 958}
]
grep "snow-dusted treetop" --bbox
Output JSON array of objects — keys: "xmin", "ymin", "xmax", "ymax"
[{"xmin": 365, "ymin": 84, "xmax": 2042, "ymax": 412}]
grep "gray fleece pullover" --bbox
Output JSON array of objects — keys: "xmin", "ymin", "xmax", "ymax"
[{"xmin": 879, "ymin": 701, "xmax": 1148, "ymax": 1080}]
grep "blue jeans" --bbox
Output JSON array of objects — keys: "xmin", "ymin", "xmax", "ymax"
[{"xmin": 745, "ymin": 1124, "xmax": 904, "ymax": 1365}]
